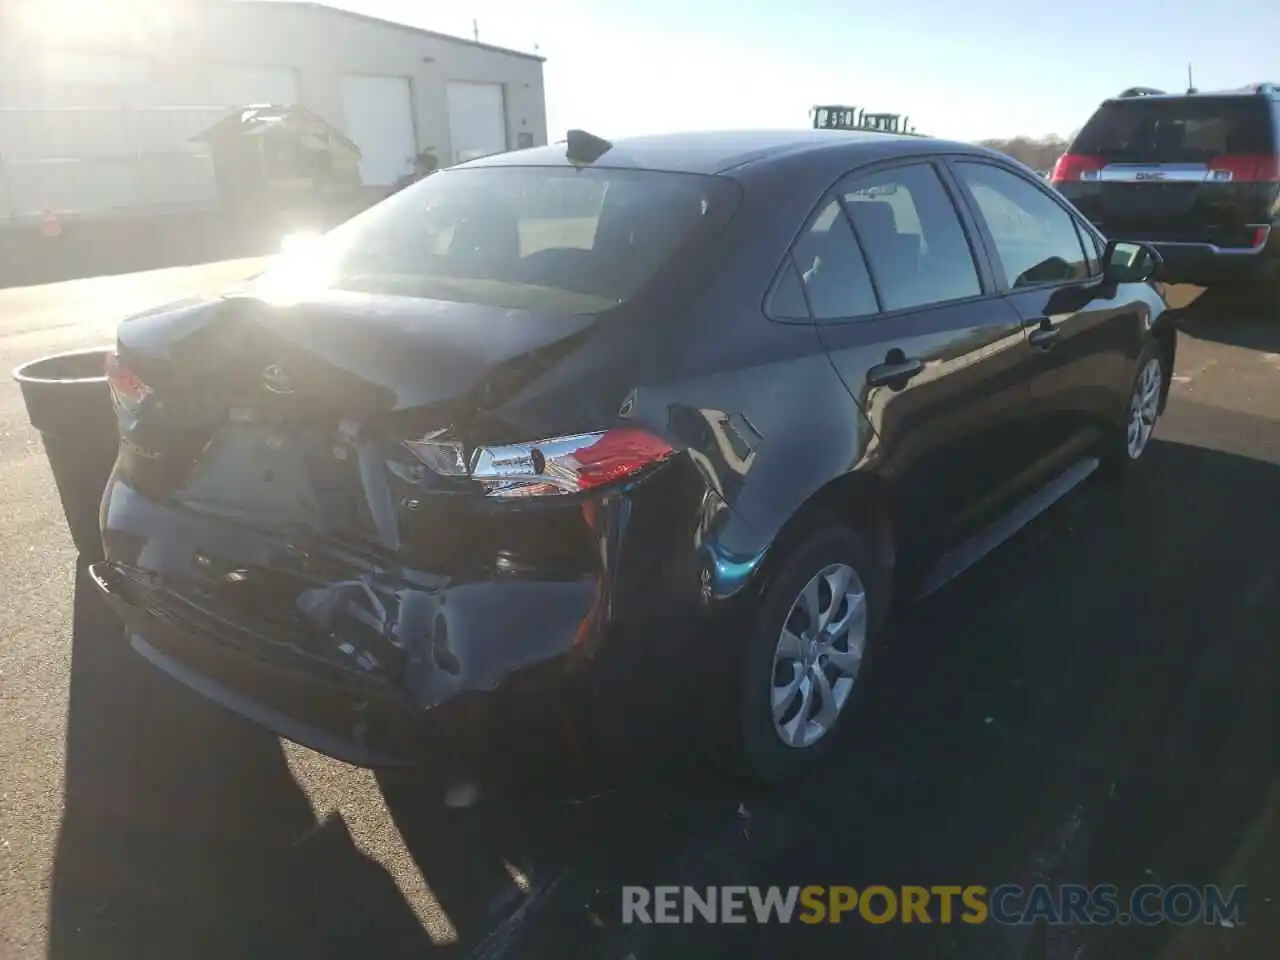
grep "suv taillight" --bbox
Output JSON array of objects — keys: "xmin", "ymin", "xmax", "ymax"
[
  {"xmin": 1051, "ymin": 154, "xmax": 1105, "ymax": 184},
  {"xmin": 403, "ymin": 427, "xmax": 676, "ymax": 498},
  {"xmin": 104, "ymin": 351, "xmax": 152, "ymax": 414},
  {"xmin": 1206, "ymin": 155, "xmax": 1280, "ymax": 183}
]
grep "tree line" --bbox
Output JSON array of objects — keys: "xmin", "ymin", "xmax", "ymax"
[{"xmin": 977, "ymin": 134, "xmax": 1078, "ymax": 172}]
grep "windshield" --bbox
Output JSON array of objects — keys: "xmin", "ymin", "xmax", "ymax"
[
  {"xmin": 257, "ymin": 166, "xmax": 739, "ymax": 313},
  {"xmin": 1072, "ymin": 97, "xmax": 1274, "ymax": 163}
]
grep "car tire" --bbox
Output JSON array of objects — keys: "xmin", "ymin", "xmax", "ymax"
[
  {"xmin": 721, "ymin": 520, "xmax": 885, "ymax": 783},
  {"xmin": 1099, "ymin": 340, "xmax": 1166, "ymax": 482}
]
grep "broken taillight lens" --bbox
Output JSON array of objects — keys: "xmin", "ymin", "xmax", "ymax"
[
  {"xmin": 400, "ymin": 434, "xmax": 468, "ymax": 477},
  {"xmin": 104, "ymin": 351, "xmax": 152, "ymax": 414},
  {"xmin": 402, "ymin": 427, "xmax": 676, "ymax": 498}
]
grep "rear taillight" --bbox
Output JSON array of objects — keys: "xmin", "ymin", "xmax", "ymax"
[
  {"xmin": 1050, "ymin": 154, "xmax": 1105, "ymax": 184},
  {"xmin": 104, "ymin": 351, "xmax": 152, "ymax": 414},
  {"xmin": 1206, "ymin": 155, "xmax": 1280, "ymax": 183},
  {"xmin": 402, "ymin": 427, "xmax": 676, "ymax": 498}
]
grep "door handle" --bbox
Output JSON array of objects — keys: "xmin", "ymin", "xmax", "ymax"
[
  {"xmin": 866, "ymin": 356, "xmax": 924, "ymax": 388},
  {"xmin": 1028, "ymin": 325, "xmax": 1060, "ymax": 351}
]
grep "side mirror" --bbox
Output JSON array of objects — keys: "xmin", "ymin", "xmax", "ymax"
[{"xmin": 1103, "ymin": 239, "xmax": 1161, "ymax": 284}]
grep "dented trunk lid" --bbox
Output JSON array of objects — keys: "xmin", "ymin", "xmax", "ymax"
[
  {"xmin": 108, "ymin": 291, "xmax": 608, "ymax": 694},
  {"xmin": 113, "ymin": 289, "xmax": 602, "ymax": 549},
  {"xmin": 117, "ymin": 289, "xmax": 598, "ymax": 415}
]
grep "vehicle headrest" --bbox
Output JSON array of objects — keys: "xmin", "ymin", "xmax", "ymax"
[{"xmin": 847, "ymin": 200, "xmax": 901, "ymax": 239}]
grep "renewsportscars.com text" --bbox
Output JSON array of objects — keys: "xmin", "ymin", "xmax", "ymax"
[{"xmin": 621, "ymin": 884, "xmax": 1249, "ymax": 926}]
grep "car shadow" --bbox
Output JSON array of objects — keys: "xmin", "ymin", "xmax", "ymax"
[
  {"xmin": 1164, "ymin": 284, "xmax": 1280, "ymax": 350},
  {"xmin": 47, "ymin": 564, "xmax": 433, "ymax": 960},
  {"xmin": 47, "ymin": 424, "xmax": 1278, "ymax": 959}
]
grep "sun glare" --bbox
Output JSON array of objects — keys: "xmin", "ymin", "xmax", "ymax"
[{"xmin": 14, "ymin": 0, "xmax": 175, "ymax": 45}]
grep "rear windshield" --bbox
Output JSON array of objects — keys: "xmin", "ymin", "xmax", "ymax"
[
  {"xmin": 259, "ymin": 166, "xmax": 739, "ymax": 313},
  {"xmin": 1072, "ymin": 97, "xmax": 1275, "ymax": 162}
]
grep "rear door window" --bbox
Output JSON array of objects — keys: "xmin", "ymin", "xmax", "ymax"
[
  {"xmin": 1072, "ymin": 97, "xmax": 1275, "ymax": 162},
  {"xmin": 839, "ymin": 163, "xmax": 982, "ymax": 311},
  {"xmin": 953, "ymin": 162, "xmax": 1091, "ymax": 288}
]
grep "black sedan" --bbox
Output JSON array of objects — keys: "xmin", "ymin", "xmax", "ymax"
[{"xmin": 91, "ymin": 129, "xmax": 1176, "ymax": 782}]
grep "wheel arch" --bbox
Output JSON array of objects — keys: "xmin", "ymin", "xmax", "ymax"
[{"xmin": 747, "ymin": 470, "xmax": 899, "ymax": 620}]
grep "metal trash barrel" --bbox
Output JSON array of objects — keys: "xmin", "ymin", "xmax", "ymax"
[{"xmin": 14, "ymin": 348, "xmax": 119, "ymax": 562}]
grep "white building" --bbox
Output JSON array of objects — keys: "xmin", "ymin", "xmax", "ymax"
[{"xmin": 0, "ymin": 0, "xmax": 548, "ymax": 217}]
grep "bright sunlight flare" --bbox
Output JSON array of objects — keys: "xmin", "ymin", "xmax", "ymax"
[{"xmin": 12, "ymin": 0, "xmax": 178, "ymax": 45}]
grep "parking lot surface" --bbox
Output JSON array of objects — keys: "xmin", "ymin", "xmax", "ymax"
[{"xmin": 0, "ymin": 274, "xmax": 1274, "ymax": 958}]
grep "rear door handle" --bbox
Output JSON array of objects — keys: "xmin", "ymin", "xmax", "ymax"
[
  {"xmin": 1028, "ymin": 325, "xmax": 1060, "ymax": 351},
  {"xmin": 866, "ymin": 357, "xmax": 924, "ymax": 388}
]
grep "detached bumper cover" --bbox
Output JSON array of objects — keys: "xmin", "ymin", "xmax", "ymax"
[
  {"xmin": 89, "ymin": 557, "xmax": 620, "ymax": 766},
  {"xmin": 90, "ymin": 560, "xmax": 427, "ymax": 766},
  {"xmin": 94, "ymin": 445, "xmax": 736, "ymax": 767}
]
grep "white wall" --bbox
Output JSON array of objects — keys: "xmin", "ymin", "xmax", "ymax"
[
  {"xmin": 175, "ymin": 3, "xmax": 549, "ymax": 165},
  {"xmin": 341, "ymin": 74, "xmax": 418, "ymax": 185},
  {"xmin": 0, "ymin": 2, "xmax": 548, "ymax": 214},
  {"xmin": 446, "ymin": 81, "xmax": 509, "ymax": 164}
]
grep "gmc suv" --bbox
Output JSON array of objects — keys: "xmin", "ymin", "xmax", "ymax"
[{"xmin": 1053, "ymin": 84, "xmax": 1280, "ymax": 298}]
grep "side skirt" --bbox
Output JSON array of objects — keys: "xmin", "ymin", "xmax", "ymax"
[{"xmin": 914, "ymin": 457, "xmax": 1100, "ymax": 602}]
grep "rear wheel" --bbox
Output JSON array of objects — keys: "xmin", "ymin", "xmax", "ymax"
[
  {"xmin": 1100, "ymin": 342, "xmax": 1165, "ymax": 481},
  {"xmin": 723, "ymin": 522, "xmax": 884, "ymax": 782}
]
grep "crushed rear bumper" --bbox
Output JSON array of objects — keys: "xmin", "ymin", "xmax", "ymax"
[
  {"xmin": 91, "ymin": 560, "xmax": 467, "ymax": 766},
  {"xmin": 93, "ymin": 456, "xmax": 731, "ymax": 767}
]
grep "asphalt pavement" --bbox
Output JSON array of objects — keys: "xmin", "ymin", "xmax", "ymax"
[{"xmin": 0, "ymin": 272, "xmax": 1274, "ymax": 959}]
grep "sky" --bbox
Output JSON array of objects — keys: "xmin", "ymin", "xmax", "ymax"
[{"xmin": 322, "ymin": 0, "xmax": 1279, "ymax": 143}]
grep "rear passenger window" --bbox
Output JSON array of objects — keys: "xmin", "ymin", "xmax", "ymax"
[
  {"xmin": 787, "ymin": 199, "xmax": 879, "ymax": 320},
  {"xmin": 840, "ymin": 164, "xmax": 981, "ymax": 311},
  {"xmin": 952, "ymin": 162, "xmax": 1090, "ymax": 288}
]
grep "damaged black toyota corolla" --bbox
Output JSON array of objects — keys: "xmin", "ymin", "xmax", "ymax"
[{"xmin": 90, "ymin": 130, "xmax": 1176, "ymax": 781}]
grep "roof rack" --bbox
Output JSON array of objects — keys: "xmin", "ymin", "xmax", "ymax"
[{"xmin": 1117, "ymin": 86, "xmax": 1166, "ymax": 98}]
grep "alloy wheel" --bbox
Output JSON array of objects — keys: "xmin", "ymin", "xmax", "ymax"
[
  {"xmin": 769, "ymin": 562, "xmax": 867, "ymax": 748},
  {"xmin": 1126, "ymin": 356, "xmax": 1163, "ymax": 460}
]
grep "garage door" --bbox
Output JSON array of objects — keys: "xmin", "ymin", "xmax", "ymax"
[
  {"xmin": 208, "ymin": 64, "xmax": 298, "ymax": 107},
  {"xmin": 342, "ymin": 74, "xmax": 417, "ymax": 187},
  {"xmin": 446, "ymin": 81, "xmax": 507, "ymax": 164}
]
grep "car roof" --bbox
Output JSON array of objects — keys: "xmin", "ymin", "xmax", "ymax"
[{"xmin": 459, "ymin": 129, "xmax": 993, "ymax": 177}]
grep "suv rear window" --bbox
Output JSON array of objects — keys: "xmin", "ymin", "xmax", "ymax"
[{"xmin": 1072, "ymin": 97, "xmax": 1275, "ymax": 162}]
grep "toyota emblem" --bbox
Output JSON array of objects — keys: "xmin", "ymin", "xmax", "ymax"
[{"xmin": 262, "ymin": 364, "xmax": 295, "ymax": 394}]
